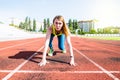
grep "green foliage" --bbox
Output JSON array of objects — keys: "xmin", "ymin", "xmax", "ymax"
[
  {"xmin": 17, "ymin": 17, "xmax": 120, "ymax": 34},
  {"xmin": 89, "ymin": 29, "xmax": 96, "ymax": 34},
  {"xmin": 33, "ymin": 19, "xmax": 36, "ymax": 31},
  {"xmin": 68, "ymin": 19, "xmax": 73, "ymax": 31},
  {"xmin": 9, "ymin": 24, "xmax": 14, "ymax": 26},
  {"xmin": 68, "ymin": 19, "xmax": 79, "ymax": 33},
  {"xmin": 97, "ymin": 28, "xmax": 103, "ymax": 34},
  {"xmin": 43, "ymin": 19, "xmax": 47, "ymax": 31},
  {"xmin": 19, "ymin": 22, "xmax": 25, "ymax": 29},
  {"xmin": 18, "ymin": 17, "xmax": 37, "ymax": 32},
  {"xmin": 42, "ymin": 29, "xmax": 47, "ymax": 33},
  {"xmin": 47, "ymin": 18, "xmax": 50, "ymax": 28},
  {"xmin": 73, "ymin": 19, "xmax": 78, "ymax": 30},
  {"xmin": 28, "ymin": 18, "xmax": 32, "ymax": 31}
]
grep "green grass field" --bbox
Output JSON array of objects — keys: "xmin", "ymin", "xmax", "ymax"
[{"xmin": 81, "ymin": 36, "xmax": 120, "ymax": 40}]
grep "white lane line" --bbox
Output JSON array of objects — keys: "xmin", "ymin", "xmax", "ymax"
[
  {"xmin": 0, "ymin": 70, "xmax": 120, "ymax": 73},
  {"xmin": 2, "ymin": 46, "xmax": 44, "ymax": 80},
  {"xmin": 73, "ymin": 47, "xmax": 119, "ymax": 80},
  {"xmin": 0, "ymin": 39, "xmax": 39, "ymax": 51}
]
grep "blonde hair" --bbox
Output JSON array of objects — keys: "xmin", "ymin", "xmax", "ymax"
[{"xmin": 53, "ymin": 15, "xmax": 70, "ymax": 37}]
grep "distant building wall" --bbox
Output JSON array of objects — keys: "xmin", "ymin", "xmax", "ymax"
[{"xmin": 78, "ymin": 20, "xmax": 95, "ymax": 32}]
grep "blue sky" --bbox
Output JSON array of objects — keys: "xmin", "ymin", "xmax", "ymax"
[{"xmin": 0, "ymin": 0, "xmax": 120, "ymax": 27}]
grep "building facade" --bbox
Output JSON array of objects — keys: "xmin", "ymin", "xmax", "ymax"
[{"xmin": 78, "ymin": 20, "xmax": 95, "ymax": 32}]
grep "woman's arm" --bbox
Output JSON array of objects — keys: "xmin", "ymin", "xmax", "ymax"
[
  {"xmin": 38, "ymin": 27, "xmax": 51, "ymax": 66},
  {"xmin": 66, "ymin": 35, "xmax": 76, "ymax": 66}
]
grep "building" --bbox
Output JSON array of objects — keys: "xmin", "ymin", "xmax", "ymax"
[{"xmin": 78, "ymin": 20, "xmax": 95, "ymax": 32}]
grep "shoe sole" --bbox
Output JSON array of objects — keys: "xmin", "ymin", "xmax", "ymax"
[{"xmin": 48, "ymin": 51, "xmax": 54, "ymax": 56}]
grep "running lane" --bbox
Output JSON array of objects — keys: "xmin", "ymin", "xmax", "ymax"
[{"xmin": 0, "ymin": 37, "xmax": 120, "ymax": 80}]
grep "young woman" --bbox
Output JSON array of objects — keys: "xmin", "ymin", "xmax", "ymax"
[{"xmin": 38, "ymin": 15, "xmax": 76, "ymax": 66}]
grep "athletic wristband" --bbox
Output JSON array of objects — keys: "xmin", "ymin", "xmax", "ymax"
[{"xmin": 70, "ymin": 56, "xmax": 73, "ymax": 58}]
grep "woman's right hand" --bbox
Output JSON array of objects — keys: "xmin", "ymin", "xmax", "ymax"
[{"xmin": 38, "ymin": 59, "xmax": 49, "ymax": 66}]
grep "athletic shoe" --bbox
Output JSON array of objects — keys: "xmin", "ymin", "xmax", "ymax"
[
  {"xmin": 48, "ymin": 48, "xmax": 54, "ymax": 56},
  {"xmin": 62, "ymin": 49, "xmax": 66, "ymax": 54}
]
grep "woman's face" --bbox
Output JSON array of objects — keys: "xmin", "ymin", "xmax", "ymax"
[{"xmin": 53, "ymin": 19, "xmax": 63, "ymax": 31}]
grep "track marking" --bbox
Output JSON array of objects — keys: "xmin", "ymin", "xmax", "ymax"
[
  {"xmin": 73, "ymin": 47, "xmax": 119, "ymax": 80},
  {"xmin": 0, "ymin": 39, "xmax": 40, "ymax": 51},
  {"xmin": 0, "ymin": 70, "xmax": 120, "ymax": 73},
  {"xmin": 2, "ymin": 46, "xmax": 44, "ymax": 80}
]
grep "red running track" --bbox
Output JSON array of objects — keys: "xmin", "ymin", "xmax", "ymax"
[{"xmin": 0, "ymin": 37, "xmax": 120, "ymax": 80}]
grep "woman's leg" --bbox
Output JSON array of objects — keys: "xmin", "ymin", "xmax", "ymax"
[
  {"xmin": 48, "ymin": 34, "xmax": 55, "ymax": 56},
  {"xmin": 49, "ymin": 34, "xmax": 55, "ymax": 49},
  {"xmin": 57, "ymin": 34, "xmax": 65, "ymax": 50}
]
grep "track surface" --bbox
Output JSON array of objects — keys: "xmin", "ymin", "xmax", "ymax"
[{"xmin": 0, "ymin": 36, "xmax": 120, "ymax": 80}]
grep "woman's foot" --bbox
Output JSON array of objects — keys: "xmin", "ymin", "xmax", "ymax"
[
  {"xmin": 62, "ymin": 49, "xmax": 66, "ymax": 54},
  {"xmin": 48, "ymin": 48, "xmax": 54, "ymax": 56}
]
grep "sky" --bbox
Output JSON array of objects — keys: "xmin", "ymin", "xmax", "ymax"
[{"xmin": 0, "ymin": 0, "xmax": 120, "ymax": 27}]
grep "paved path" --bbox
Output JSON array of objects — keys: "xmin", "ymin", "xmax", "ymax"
[{"xmin": 0, "ymin": 24, "xmax": 45, "ymax": 42}]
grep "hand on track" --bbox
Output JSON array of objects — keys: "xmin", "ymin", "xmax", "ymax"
[{"xmin": 38, "ymin": 59, "xmax": 49, "ymax": 66}]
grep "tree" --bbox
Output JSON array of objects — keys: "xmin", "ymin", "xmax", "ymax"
[
  {"xmin": 73, "ymin": 20, "xmax": 75, "ymax": 30},
  {"xmin": 47, "ymin": 18, "xmax": 50, "ymax": 28},
  {"xmin": 28, "ymin": 18, "xmax": 32, "ymax": 31},
  {"xmin": 25, "ymin": 16, "xmax": 29, "ymax": 30},
  {"xmin": 19, "ymin": 22, "xmax": 25, "ymax": 29},
  {"xmin": 68, "ymin": 19, "xmax": 73, "ymax": 31},
  {"xmin": 33, "ymin": 19, "xmax": 36, "ymax": 31},
  {"xmin": 74, "ymin": 20, "xmax": 79, "ymax": 29},
  {"xmin": 43, "ymin": 19, "xmax": 47, "ymax": 31}
]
